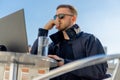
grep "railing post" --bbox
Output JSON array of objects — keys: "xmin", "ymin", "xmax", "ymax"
[{"xmin": 112, "ymin": 59, "xmax": 120, "ymax": 80}]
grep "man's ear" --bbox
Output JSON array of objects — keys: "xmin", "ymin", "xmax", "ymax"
[{"xmin": 72, "ymin": 15, "xmax": 77, "ymax": 22}]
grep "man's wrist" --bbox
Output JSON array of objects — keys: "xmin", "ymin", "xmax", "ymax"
[
  {"xmin": 56, "ymin": 58, "xmax": 64, "ymax": 63},
  {"xmin": 38, "ymin": 28, "xmax": 48, "ymax": 37}
]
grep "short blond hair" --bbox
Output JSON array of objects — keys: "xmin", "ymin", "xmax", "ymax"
[{"xmin": 56, "ymin": 4, "xmax": 78, "ymax": 16}]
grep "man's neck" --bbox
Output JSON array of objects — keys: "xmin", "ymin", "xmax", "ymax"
[
  {"xmin": 63, "ymin": 24, "xmax": 76, "ymax": 40},
  {"xmin": 63, "ymin": 31, "xmax": 70, "ymax": 40}
]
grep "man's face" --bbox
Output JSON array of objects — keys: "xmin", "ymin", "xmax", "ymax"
[{"xmin": 54, "ymin": 8, "xmax": 75, "ymax": 31}]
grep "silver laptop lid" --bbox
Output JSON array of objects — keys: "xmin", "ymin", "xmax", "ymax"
[{"xmin": 0, "ymin": 9, "xmax": 28, "ymax": 53}]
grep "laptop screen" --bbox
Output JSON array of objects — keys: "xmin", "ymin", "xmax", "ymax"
[{"xmin": 0, "ymin": 9, "xmax": 28, "ymax": 53}]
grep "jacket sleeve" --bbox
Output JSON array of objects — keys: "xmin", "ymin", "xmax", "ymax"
[
  {"xmin": 72, "ymin": 34, "xmax": 108, "ymax": 79},
  {"xmin": 30, "ymin": 28, "xmax": 48, "ymax": 55},
  {"xmin": 85, "ymin": 35, "xmax": 105, "ymax": 56}
]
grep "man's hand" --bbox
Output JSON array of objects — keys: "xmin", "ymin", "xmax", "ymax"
[
  {"xmin": 48, "ymin": 55, "xmax": 64, "ymax": 66},
  {"xmin": 44, "ymin": 20, "xmax": 55, "ymax": 30}
]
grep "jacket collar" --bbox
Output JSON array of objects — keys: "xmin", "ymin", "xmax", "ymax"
[
  {"xmin": 50, "ymin": 24, "xmax": 81, "ymax": 44},
  {"xmin": 65, "ymin": 24, "xmax": 81, "ymax": 40}
]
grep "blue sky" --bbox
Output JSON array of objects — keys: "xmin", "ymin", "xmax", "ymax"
[{"xmin": 0, "ymin": 0, "xmax": 120, "ymax": 54}]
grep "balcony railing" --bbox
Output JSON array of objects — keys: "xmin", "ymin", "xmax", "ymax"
[{"xmin": 32, "ymin": 53, "xmax": 120, "ymax": 80}]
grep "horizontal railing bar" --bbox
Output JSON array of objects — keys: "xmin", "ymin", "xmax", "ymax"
[{"xmin": 32, "ymin": 53, "xmax": 120, "ymax": 80}]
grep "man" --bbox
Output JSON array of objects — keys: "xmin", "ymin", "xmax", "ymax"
[{"xmin": 31, "ymin": 4, "xmax": 108, "ymax": 80}]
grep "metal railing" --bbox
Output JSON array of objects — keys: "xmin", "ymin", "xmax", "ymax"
[{"xmin": 32, "ymin": 54, "xmax": 120, "ymax": 80}]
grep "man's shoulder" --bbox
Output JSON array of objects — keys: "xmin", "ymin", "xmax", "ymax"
[
  {"xmin": 78, "ymin": 32, "xmax": 101, "ymax": 44},
  {"xmin": 78, "ymin": 31, "xmax": 95, "ymax": 39}
]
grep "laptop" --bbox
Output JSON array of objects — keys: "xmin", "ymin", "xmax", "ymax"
[{"xmin": 0, "ymin": 9, "xmax": 29, "ymax": 53}]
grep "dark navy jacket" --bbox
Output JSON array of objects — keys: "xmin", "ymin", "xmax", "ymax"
[{"xmin": 31, "ymin": 24, "xmax": 108, "ymax": 80}]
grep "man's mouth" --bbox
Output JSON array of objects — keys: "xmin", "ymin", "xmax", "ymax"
[{"xmin": 56, "ymin": 23, "xmax": 61, "ymax": 29}]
